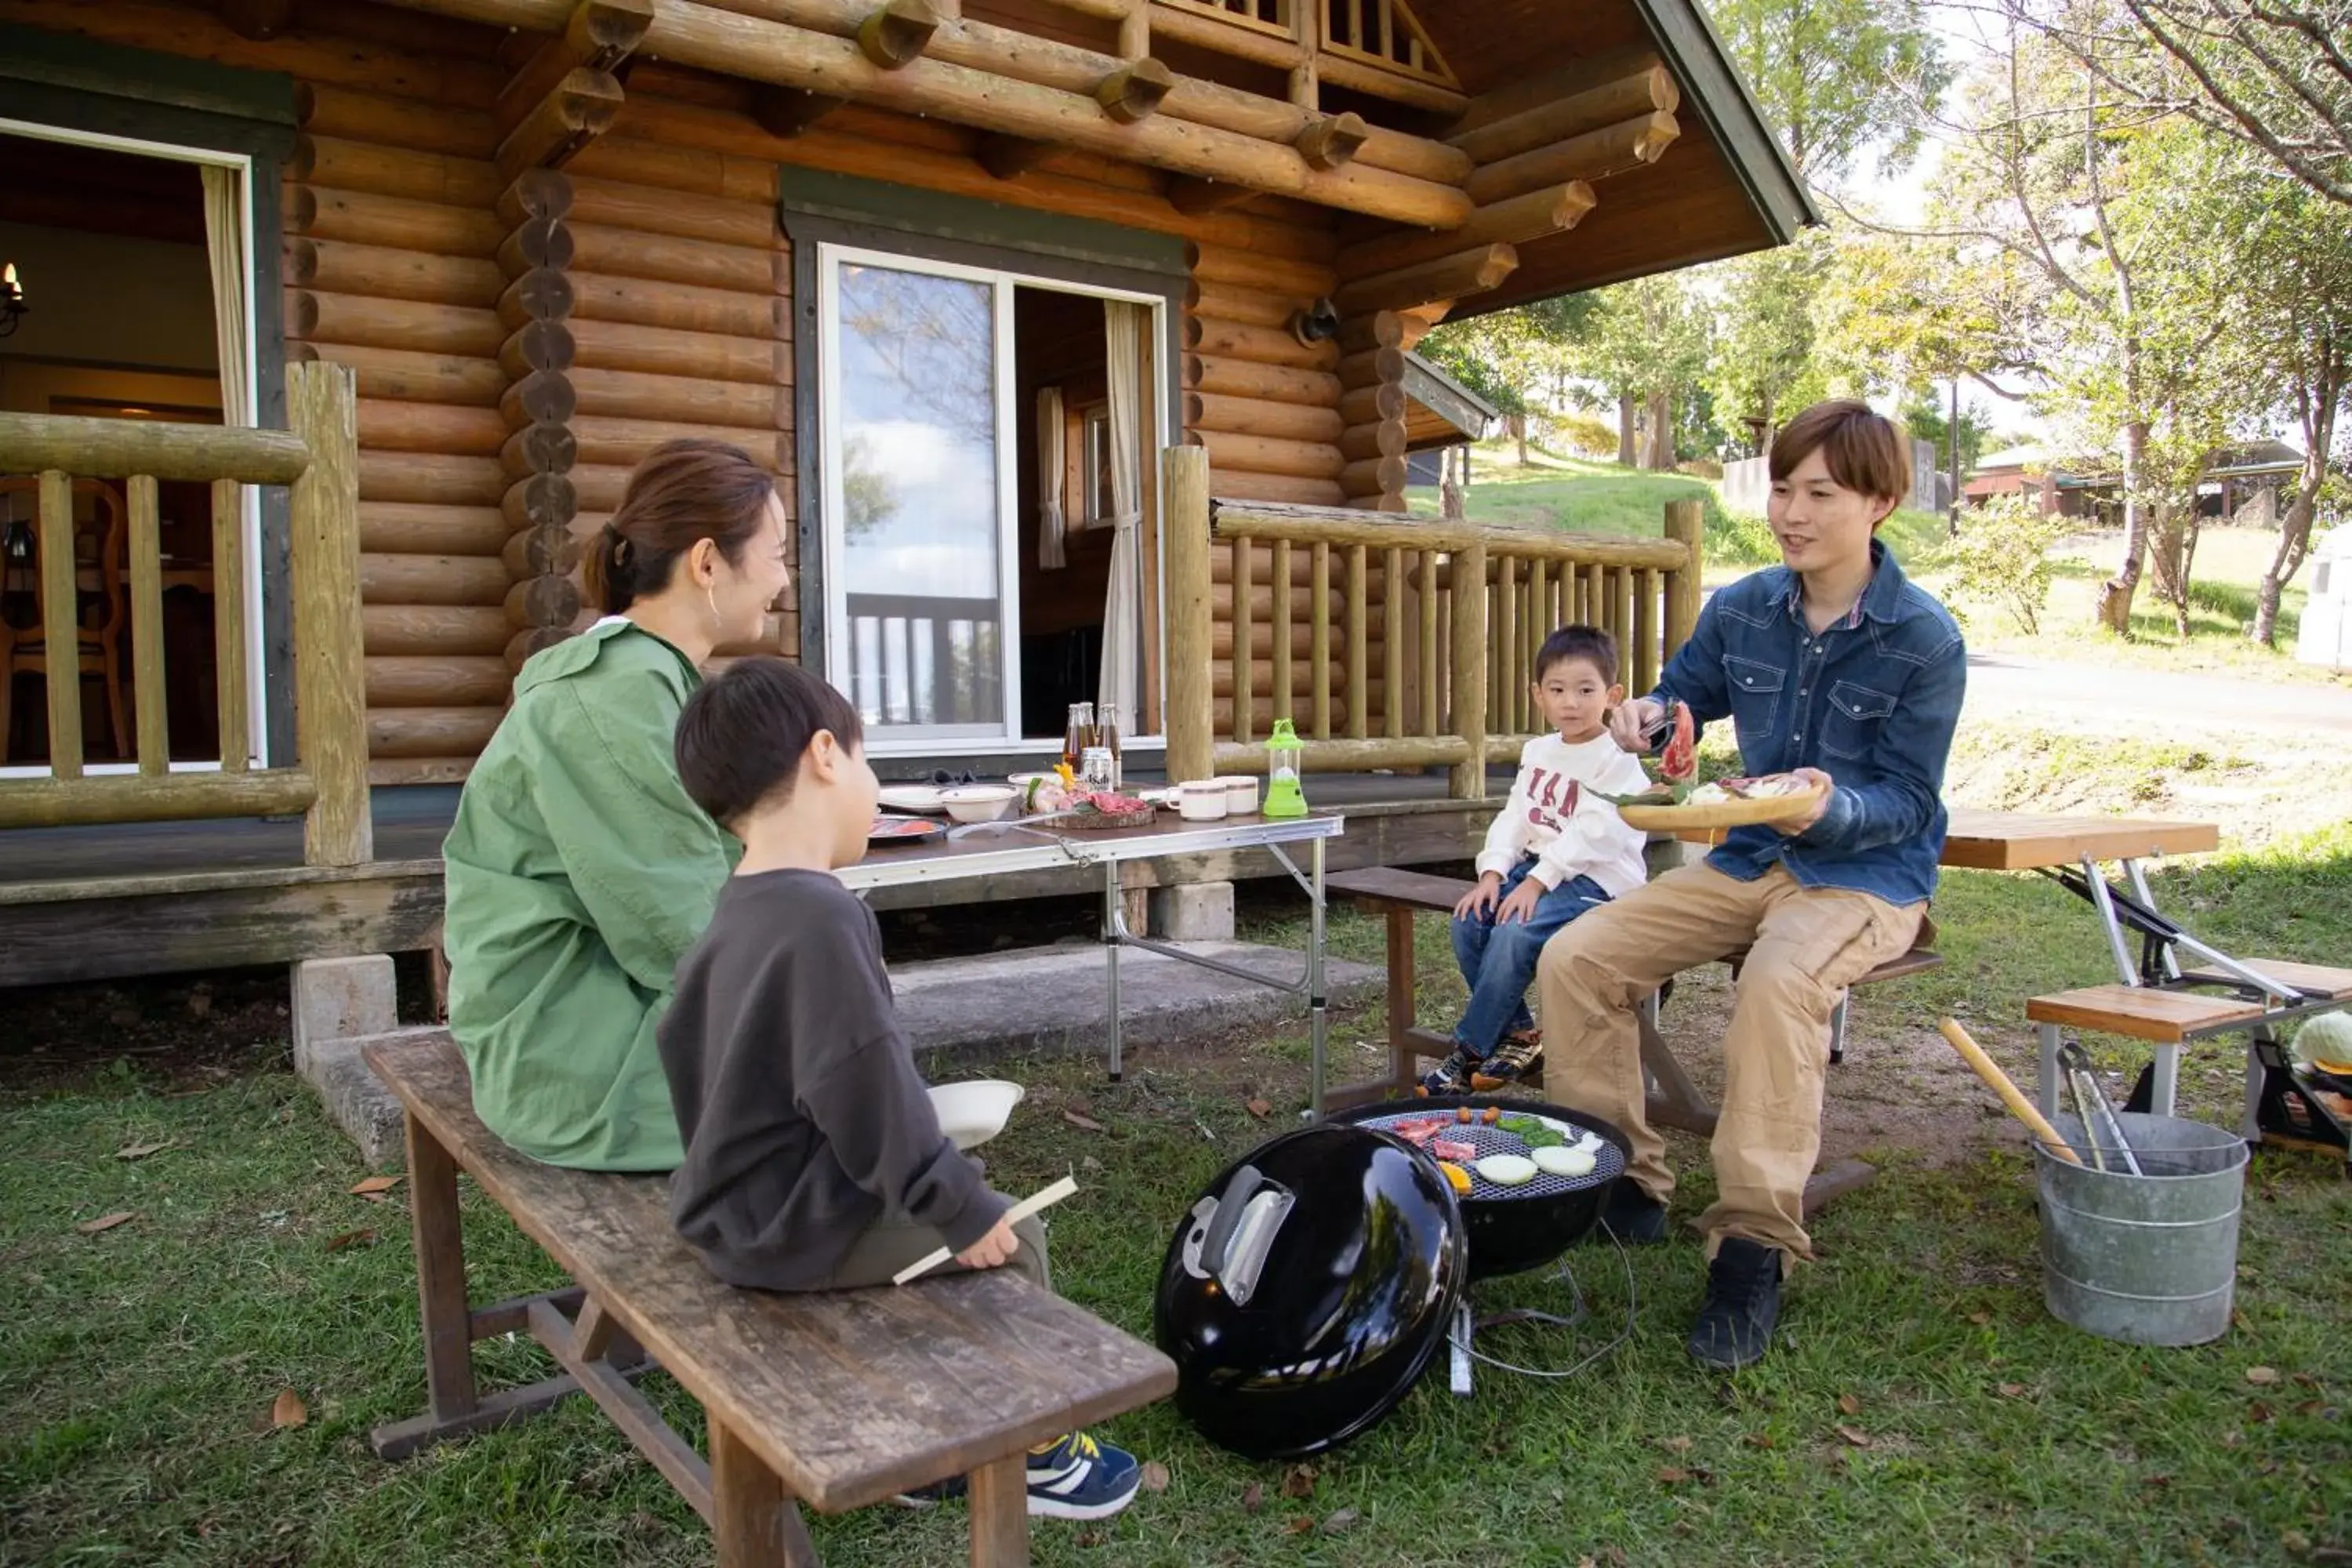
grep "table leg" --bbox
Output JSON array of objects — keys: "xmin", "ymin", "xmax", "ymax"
[
  {"xmin": 2122, "ymin": 858, "xmax": 2183, "ymax": 982},
  {"xmin": 1103, "ymin": 858, "xmax": 1124, "ymax": 1081},
  {"xmin": 1308, "ymin": 834, "xmax": 1328, "ymax": 1120},
  {"xmin": 967, "ymin": 1454, "xmax": 1030, "ymax": 1568},
  {"xmin": 2151, "ymin": 1044, "xmax": 2180, "ymax": 1120},
  {"xmin": 2244, "ymin": 1026, "xmax": 2270, "ymax": 1142},
  {"xmin": 2038, "ymin": 1022, "xmax": 2063, "ymax": 1123},
  {"xmin": 2082, "ymin": 855, "xmax": 2139, "ymax": 988},
  {"xmin": 1384, "ymin": 907, "xmax": 1417, "ymax": 1096}
]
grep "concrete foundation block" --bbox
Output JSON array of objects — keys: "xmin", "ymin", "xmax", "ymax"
[
  {"xmin": 290, "ymin": 956, "xmax": 407, "ymax": 1168},
  {"xmin": 1149, "ymin": 880, "xmax": 1236, "ymax": 942},
  {"xmin": 301, "ymin": 1027, "xmax": 441, "ymax": 1169}
]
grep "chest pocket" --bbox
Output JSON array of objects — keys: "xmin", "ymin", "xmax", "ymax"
[
  {"xmin": 1821, "ymin": 680, "xmax": 1897, "ymax": 760},
  {"xmin": 1722, "ymin": 655, "xmax": 1785, "ymax": 748}
]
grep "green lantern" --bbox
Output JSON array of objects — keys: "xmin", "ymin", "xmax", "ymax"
[{"xmin": 1263, "ymin": 717, "xmax": 1308, "ymax": 818}]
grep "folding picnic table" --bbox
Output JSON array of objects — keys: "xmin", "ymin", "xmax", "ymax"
[{"xmin": 840, "ymin": 811, "xmax": 1348, "ymax": 1109}]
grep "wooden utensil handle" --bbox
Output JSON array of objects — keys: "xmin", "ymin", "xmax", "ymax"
[{"xmin": 1937, "ymin": 1017, "xmax": 2083, "ymax": 1166}]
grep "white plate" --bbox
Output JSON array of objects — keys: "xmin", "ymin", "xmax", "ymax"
[
  {"xmin": 929, "ymin": 1079, "xmax": 1025, "ymax": 1150},
  {"xmin": 878, "ymin": 785, "xmax": 946, "ymax": 813}
]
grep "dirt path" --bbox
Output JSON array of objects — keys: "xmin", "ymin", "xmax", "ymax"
[{"xmin": 1965, "ymin": 651, "xmax": 2352, "ymax": 737}]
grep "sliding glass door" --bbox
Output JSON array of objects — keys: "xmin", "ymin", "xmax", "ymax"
[{"xmin": 818, "ymin": 247, "xmax": 1017, "ymax": 743}]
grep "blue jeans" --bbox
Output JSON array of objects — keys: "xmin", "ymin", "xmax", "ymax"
[{"xmin": 1449, "ymin": 862, "xmax": 1611, "ymax": 1058}]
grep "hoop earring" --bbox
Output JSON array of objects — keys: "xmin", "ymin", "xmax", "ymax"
[{"xmin": 706, "ymin": 584, "xmax": 723, "ymax": 631}]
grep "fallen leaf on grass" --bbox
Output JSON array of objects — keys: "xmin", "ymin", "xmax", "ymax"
[
  {"xmin": 1835, "ymin": 1425, "xmax": 1873, "ymax": 1449},
  {"xmin": 2292, "ymin": 1372, "xmax": 2321, "ymax": 1388},
  {"xmin": 1658, "ymin": 1435, "xmax": 1693, "ymax": 1454},
  {"xmin": 115, "ymin": 1140, "xmax": 174, "ymax": 1161},
  {"xmin": 2249, "ymin": 1402, "xmax": 2275, "ymax": 1424},
  {"xmin": 1281, "ymin": 1516, "xmax": 1315, "ymax": 1536},
  {"xmin": 1062, "ymin": 1110, "xmax": 1106, "ymax": 1134},
  {"xmin": 1240, "ymin": 1482, "xmax": 1263, "ymax": 1514},
  {"xmin": 1966, "ymin": 1311, "xmax": 1993, "ymax": 1327},
  {"xmin": 1655, "ymin": 1467, "xmax": 1710, "ymax": 1485},
  {"xmin": 1321, "ymin": 1508, "xmax": 1359, "ymax": 1534},
  {"xmin": 1246, "ymin": 1098, "xmax": 1272, "ymax": 1119},
  {"xmin": 350, "ymin": 1175, "xmax": 403, "ymax": 1196},
  {"xmin": 2294, "ymin": 1399, "xmax": 2333, "ymax": 1418},
  {"xmin": 270, "ymin": 1388, "xmax": 308, "ymax": 1429},
  {"xmin": 1075, "ymin": 1528, "xmax": 1105, "ymax": 1548},
  {"xmin": 1279, "ymin": 1464, "xmax": 1316, "ymax": 1499},
  {"xmin": 1836, "ymin": 1392, "xmax": 1863, "ymax": 1417},
  {"xmin": 74, "ymin": 1210, "xmax": 136, "ymax": 1235},
  {"xmin": 324, "ymin": 1228, "xmax": 377, "ymax": 1253},
  {"xmin": 1140, "ymin": 1461, "xmax": 1170, "ymax": 1494},
  {"xmin": 2142, "ymin": 1475, "xmax": 2172, "ymax": 1490},
  {"xmin": 1743, "ymin": 1433, "xmax": 1775, "ymax": 1450},
  {"xmin": 2279, "ymin": 1530, "xmax": 2309, "ymax": 1555},
  {"xmin": 1998, "ymin": 1382, "xmax": 2029, "ymax": 1398},
  {"xmin": 2246, "ymin": 1366, "xmax": 2281, "ymax": 1385}
]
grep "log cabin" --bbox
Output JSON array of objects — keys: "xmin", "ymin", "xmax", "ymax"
[{"xmin": 0, "ymin": 0, "xmax": 1813, "ymax": 989}]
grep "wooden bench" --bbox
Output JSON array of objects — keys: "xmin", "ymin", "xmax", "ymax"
[
  {"xmin": 1325, "ymin": 865, "xmax": 1946, "ymax": 1214},
  {"xmin": 364, "ymin": 1030, "xmax": 1174, "ymax": 1566},
  {"xmin": 2027, "ymin": 960, "xmax": 2352, "ymax": 1136}
]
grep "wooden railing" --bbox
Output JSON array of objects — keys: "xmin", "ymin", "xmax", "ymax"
[
  {"xmin": 842, "ymin": 591, "xmax": 1004, "ymax": 728},
  {"xmin": 0, "ymin": 361, "xmax": 372, "ymax": 865},
  {"xmin": 1161, "ymin": 446, "xmax": 1702, "ymax": 799}
]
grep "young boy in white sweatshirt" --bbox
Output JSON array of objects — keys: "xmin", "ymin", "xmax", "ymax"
[{"xmin": 1425, "ymin": 626, "xmax": 1654, "ymax": 1094}]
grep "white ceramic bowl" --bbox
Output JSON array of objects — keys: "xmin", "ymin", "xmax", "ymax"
[
  {"xmin": 929, "ymin": 1078, "xmax": 1025, "ymax": 1150},
  {"xmin": 938, "ymin": 784, "xmax": 1019, "ymax": 823}
]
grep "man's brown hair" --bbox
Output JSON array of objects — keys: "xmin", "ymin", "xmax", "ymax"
[{"xmin": 1769, "ymin": 400, "xmax": 1912, "ymax": 514}]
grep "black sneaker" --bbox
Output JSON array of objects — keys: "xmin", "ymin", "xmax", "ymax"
[
  {"xmin": 1585, "ymin": 1181, "xmax": 1668, "ymax": 1245},
  {"xmin": 1686, "ymin": 1236, "xmax": 1784, "ymax": 1370},
  {"xmin": 891, "ymin": 1475, "xmax": 967, "ymax": 1508}
]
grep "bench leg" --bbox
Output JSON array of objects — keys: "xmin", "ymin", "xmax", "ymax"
[
  {"xmin": 2038, "ymin": 1022, "xmax": 2062, "ymax": 1123},
  {"xmin": 966, "ymin": 1454, "xmax": 1030, "ymax": 1568},
  {"xmin": 1638, "ymin": 993, "xmax": 1719, "ymax": 1136},
  {"xmin": 1828, "ymin": 992, "xmax": 1849, "ymax": 1065},
  {"xmin": 711, "ymin": 1415, "xmax": 820, "ymax": 1568},
  {"xmin": 1384, "ymin": 906, "xmax": 1417, "ymax": 1095},
  {"xmin": 406, "ymin": 1109, "xmax": 478, "ymax": 1423}
]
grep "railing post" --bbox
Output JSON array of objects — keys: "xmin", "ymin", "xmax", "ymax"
[
  {"xmin": 288, "ymin": 360, "xmax": 372, "ymax": 867},
  {"xmin": 34, "ymin": 470, "xmax": 83, "ymax": 779},
  {"xmin": 1662, "ymin": 497, "xmax": 1704, "ymax": 667},
  {"xmin": 1448, "ymin": 539, "xmax": 1487, "ymax": 800},
  {"xmin": 1162, "ymin": 445, "xmax": 1214, "ymax": 785}
]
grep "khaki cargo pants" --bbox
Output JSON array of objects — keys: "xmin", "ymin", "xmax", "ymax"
[{"xmin": 1536, "ymin": 860, "xmax": 1923, "ymax": 1262}]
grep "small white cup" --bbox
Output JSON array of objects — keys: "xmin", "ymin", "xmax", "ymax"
[
  {"xmin": 1178, "ymin": 780, "xmax": 1230, "ymax": 820},
  {"xmin": 1217, "ymin": 775, "xmax": 1261, "ymax": 815}
]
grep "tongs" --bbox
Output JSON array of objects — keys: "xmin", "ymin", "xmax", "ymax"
[{"xmin": 2058, "ymin": 1040, "xmax": 2141, "ymax": 1175}]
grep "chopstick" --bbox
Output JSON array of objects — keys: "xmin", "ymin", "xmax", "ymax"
[{"xmin": 891, "ymin": 1174, "xmax": 1079, "ymax": 1286}]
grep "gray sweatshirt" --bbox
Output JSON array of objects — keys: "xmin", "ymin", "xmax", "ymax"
[{"xmin": 657, "ymin": 869, "xmax": 1004, "ymax": 1290}]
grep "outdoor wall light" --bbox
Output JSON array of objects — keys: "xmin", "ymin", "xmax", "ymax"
[{"xmin": 0, "ymin": 263, "xmax": 26, "ymax": 338}]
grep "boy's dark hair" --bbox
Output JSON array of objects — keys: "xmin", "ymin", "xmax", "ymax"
[
  {"xmin": 675, "ymin": 655, "xmax": 863, "ymax": 827},
  {"xmin": 1534, "ymin": 624, "xmax": 1619, "ymax": 685}
]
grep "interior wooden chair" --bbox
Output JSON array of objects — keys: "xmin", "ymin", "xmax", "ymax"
[{"xmin": 0, "ymin": 474, "xmax": 131, "ymax": 764}]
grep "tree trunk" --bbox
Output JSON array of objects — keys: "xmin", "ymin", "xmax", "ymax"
[
  {"xmin": 1508, "ymin": 413, "xmax": 1528, "ymax": 466},
  {"xmin": 1947, "ymin": 377, "xmax": 1963, "ymax": 537},
  {"xmin": 1616, "ymin": 394, "xmax": 1637, "ymax": 467},
  {"xmin": 2254, "ymin": 405, "xmax": 2335, "ymax": 646},
  {"xmin": 2094, "ymin": 418, "xmax": 2150, "ymax": 634},
  {"xmin": 1645, "ymin": 390, "xmax": 1672, "ymax": 471}
]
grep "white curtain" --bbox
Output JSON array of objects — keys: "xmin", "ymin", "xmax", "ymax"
[
  {"xmin": 199, "ymin": 167, "xmax": 249, "ymax": 427},
  {"xmin": 1097, "ymin": 300, "xmax": 1145, "ymax": 728},
  {"xmin": 1036, "ymin": 384, "xmax": 1067, "ymax": 570}
]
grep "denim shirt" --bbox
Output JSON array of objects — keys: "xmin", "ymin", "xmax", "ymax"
[{"xmin": 1651, "ymin": 541, "xmax": 1965, "ymax": 906}]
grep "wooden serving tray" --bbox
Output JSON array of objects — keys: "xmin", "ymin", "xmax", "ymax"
[{"xmin": 1616, "ymin": 781, "xmax": 1825, "ymax": 832}]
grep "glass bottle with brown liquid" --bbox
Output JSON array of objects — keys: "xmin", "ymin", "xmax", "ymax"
[{"xmin": 1062, "ymin": 702, "xmax": 1094, "ymax": 772}]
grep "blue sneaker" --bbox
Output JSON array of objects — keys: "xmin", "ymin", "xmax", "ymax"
[
  {"xmin": 1025, "ymin": 1431, "xmax": 1142, "ymax": 1519},
  {"xmin": 1417, "ymin": 1046, "xmax": 1476, "ymax": 1097}
]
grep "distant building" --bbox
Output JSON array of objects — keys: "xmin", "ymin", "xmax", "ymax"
[{"xmin": 1965, "ymin": 441, "xmax": 2304, "ymax": 524}]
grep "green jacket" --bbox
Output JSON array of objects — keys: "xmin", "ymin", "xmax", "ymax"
[{"xmin": 442, "ymin": 619, "xmax": 736, "ymax": 1171}]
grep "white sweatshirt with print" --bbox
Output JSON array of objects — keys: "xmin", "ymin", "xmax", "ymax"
[{"xmin": 1475, "ymin": 732, "xmax": 1655, "ymax": 897}]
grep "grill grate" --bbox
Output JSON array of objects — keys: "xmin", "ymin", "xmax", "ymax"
[{"xmin": 1358, "ymin": 1112, "xmax": 1626, "ymax": 1201}]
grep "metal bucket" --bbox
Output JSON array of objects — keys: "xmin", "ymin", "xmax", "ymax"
[{"xmin": 2034, "ymin": 1112, "xmax": 2249, "ymax": 1347}]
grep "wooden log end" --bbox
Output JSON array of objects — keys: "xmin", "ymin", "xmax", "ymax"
[
  {"xmin": 858, "ymin": 0, "xmax": 946, "ymax": 70},
  {"xmin": 1296, "ymin": 111, "xmax": 1370, "ymax": 172},
  {"xmin": 1097, "ymin": 58, "xmax": 1176, "ymax": 125}
]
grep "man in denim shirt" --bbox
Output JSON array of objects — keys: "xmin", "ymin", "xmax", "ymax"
[{"xmin": 1537, "ymin": 402, "xmax": 1965, "ymax": 1370}]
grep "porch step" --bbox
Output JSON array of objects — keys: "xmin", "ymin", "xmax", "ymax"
[{"xmin": 891, "ymin": 938, "xmax": 1383, "ymax": 1063}]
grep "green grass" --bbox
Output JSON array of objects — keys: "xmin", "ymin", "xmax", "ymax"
[{"xmin": 7, "ymin": 815, "xmax": 2351, "ymax": 1564}]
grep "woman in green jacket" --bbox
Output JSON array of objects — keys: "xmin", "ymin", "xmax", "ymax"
[{"xmin": 441, "ymin": 440, "xmax": 792, "ymax": 1170}]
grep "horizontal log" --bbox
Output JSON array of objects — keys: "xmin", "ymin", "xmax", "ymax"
[
  {"xmin": 1334, "ymin": 311, "xmax": 1406, "ymax": 354},
  {"xmin": 1186, "ymin": 281, "xmax": 1299, "ymax": 328},
  {"xmin": 1189, "ymin": 393, "xmax": 1346, "ymax": 443},
  {"xmin": 568, "ymin": 464, "xmax": 637, "ymax": 513},
  {"xmin": 358, "ymin": 398, "xmax": 510, "ymax": 456},
  {"xmin": 1341, "ymin": 454, "xmax": 1407, "ymax": 495},
  {"xmin": 368, "ymin": 706, "xmax": 506, "ymax": 759},
  {"xmin": 1334, "ymin": 245, "xmax": 1517, "ymax": 316},
  {"xmin": 1188, "ymin": 354, "xmax": 1343, "ymax": 409},
  {"xmin": 1211, "ymin": 662, "xmax": 1348, "ymax": 700},
  {"xmin": 1338, "ymin": 346, "xmax": 1405, "ymax": 390},
  {"xmin": 363, "ymin": 602, "xmax": 514, "ymax": 655},
  {"xmin": 564, "ymin": 270, "xmax": 786, "ymax": 339},
  {"xmin": 500, "ymin": 370, "xmax": 579, "ymax": 427},
  {"xmin": 1209, "ymin": 735, "xmax": 1469, "ymax": 774},
  {"xmin": 289, "ymin": 292, "xmax": 504, "ymax": 358},
  {"xmin": 358, "ymin": 452, "xmax": 510, "ymax": 506},
  {"xmin": 286, "ymin": 238, "xmax": 504, "ymax": 307},
  {"xmin": 1334, "ymin": 183, "xmax": 1596, "ymax": 280},
  {"xmin": 561, "ymin": 220, "xmax": 782, "ymax": 294},
  {"xmin": 361, "ymin": 552, "xmax": 513, "ymax": 605},
  {"xmin": 554, "ymin": 319, "xmax": 787, "ymax": 384},
  {"xmin": 0, "ymin": 414, "xmax": 309, "ymax": 486},
  {"xmin": 289, "ymin": 186, "xmax": 505, "ymax": 256},
  {"xmin": 1208, "ymin": 580, "xmax": 1345, "ymax": 621},
  {"xmin": 1214, "ymin": 508, "xmax": 1692, "ymax": 568},
  {"xmin": 1338, "ymin": 382, "xmax": 1406, "ymax": 425},
  {"xmin": 564, "ymin": 129, "xmax": 782, "ymax": 205},
  {"xmin": 496, "ymin": 67, "xmax": 627, "ymax": 185},
  {"xmin": 1210, "ymin": 470, "xmax": 1347, "ymax": 506},
  {"xmin": 568, "ymin": 366, "xmax": 784, "ymax": 427},
  {"xmin": 1192, "ymin": 428, "xmax": 1345, "ymax": 481},
  {"xmin": 0, "ymin": 770, "xmax": 317, "ymax": 830},
  {"xmin": 1184, "ymin": 315, "xmax": 1339, "ymax": 372},
  {"xmin": 1340, "ymin": 419, "xmax": 1406, "ymax": 462},
  {"xmin": 359, "ymin": 503, "xmax": 510, "ymax": 556},
  {"xmin": 571, "ymin": 416, "xmax": 789, "ymax": 471},
  {"xmin": 365, "ymin": 655, "xmax": 514, "ymax": 706},
  {"xmin": 1314, "ymin": 50, "xmax": 1467, "ymax": 115},
  {"xmin": 1210, "ymin": 539, "xmax": 1384, "ymax": 588},
  {"xmin": 1448, "ymin": 60, "xmax": 1679, "ymax": 166},
  {"xmin": 294, "ymin": 134, "xmax": 500, "ymax": 208},
  {"xmin": 296, "ymin": 81, "xmax": 495, "ymax": 159},
  {"xmin": 1465, "ymin": 113, "xmax": 1681, "ymax": 205},
  {"xmin": 507, "ymin": 171, "xmax": 778, "ymax": 250},
  {"xmin": 1188, "ymin": 242, "xmax": 1335, "ymax": 299},
  {"xmin": 1212, "ymin": 693, "xmax": 1391, "ymax": 731},
  {"xmin": 1447, "ymin": 45, "xmax": 1662, "ymax": 137}
]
